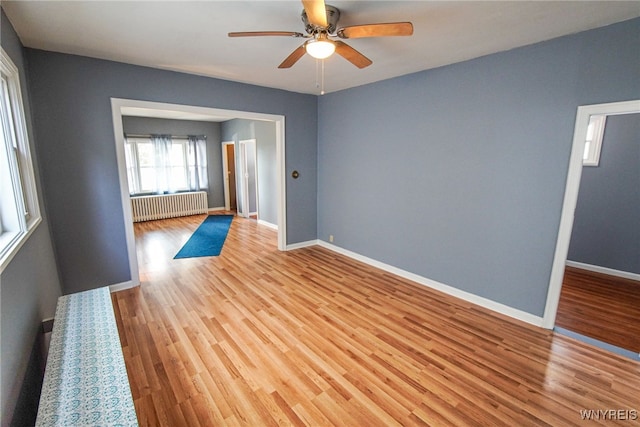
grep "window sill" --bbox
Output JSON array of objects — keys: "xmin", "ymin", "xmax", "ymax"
[{"xmin": 0, "ymin": 217, "xmax": 40, "ymax": 273}]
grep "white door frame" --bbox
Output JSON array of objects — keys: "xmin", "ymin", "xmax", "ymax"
[
  {"xmin": 221, "ymin": 141, "xmax": 236, "ymax": 211},
  {"xmin": 111, "ymin": 98, "xmax": 287, "ymax": 290},
  {"xmin": 238, "ymin": 139, "xmax": 258, "ymax": 219},
  {"xmin": 542, "ymin": 99, "xmax": 640, "ymax": 329}
]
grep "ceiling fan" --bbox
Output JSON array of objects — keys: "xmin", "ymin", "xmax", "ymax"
[{"xmin": 228, "ymin": 0, "xmax": 413, "ymax": 69}]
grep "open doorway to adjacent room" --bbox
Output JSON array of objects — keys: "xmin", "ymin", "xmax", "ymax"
[
  {"xmin": 238, "ymin": 139, "xmax": 258, "ymax": 220},
  {"xmin": 222, "ymin": 141, "xmax": 238, "ymax": 212},
  {"xmin": 110, "ymin": 98, "xmax": 287, "ymax": 287},
  {"xmin": 544, "ymin": 99, "xmax": 640, "ymax": 359}
]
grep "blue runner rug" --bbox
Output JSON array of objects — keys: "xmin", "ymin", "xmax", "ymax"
[{"xmin": 174, "ymin": 215, "xmax": 234, "ymax": 259}]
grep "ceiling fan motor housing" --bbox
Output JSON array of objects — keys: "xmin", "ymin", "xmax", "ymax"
[{"xmin": 302, "ymin": 5, "xmax": 340, "ymax": 34}]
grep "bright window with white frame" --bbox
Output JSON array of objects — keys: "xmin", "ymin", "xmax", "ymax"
[
  {"xmin": 583, "ymin": 114, "xmax": 606, "ymax": 166},
  {"xmin": 124, "ymin": 135, "xmax": 207, "ymax": 196},
  {"xmin": 0, "ymin": 48, "xmax": 42, "ymax": 272}
]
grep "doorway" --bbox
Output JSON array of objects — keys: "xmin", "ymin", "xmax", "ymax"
[
  {"xmin": 238, "ymin": 139, "xmax": 258, "ymax": 219},
  {"xmin": 222, "ymin": 141, "xmax": 237, "ymax": 211},
  {"xmin": 110, "ymin": 98, "xmax": 288, "ymax": 290},
  {"xmin": 543, "ymin": 100, "xmax": 640, "ymax": 343},
  {"xmin": 556, "ymin": 266, "xmax": 640, "ymax": 354},
  {"xmin": 555, "ymin": 111, "xmax": 640, "ymax": 354}
]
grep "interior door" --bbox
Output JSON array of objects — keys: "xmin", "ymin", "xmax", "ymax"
[
  {"xmin": 226, "ymin": 144, "xmax": 237, "ymax": 210},
  {"xmin": 222, "ymin": 142, "xmax": 238, "ymax": 211},
  {"xmin": 238, "ymin": 139, "xmax": 258, "ymax": 219}
]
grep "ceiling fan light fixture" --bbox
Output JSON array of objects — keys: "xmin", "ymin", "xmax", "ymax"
[
  {"xmin": 305, "ymin": 38, "xmax": 335, "ymax": 59},
  {"xmin": 229, "ymin": 1, "xmax": 413, "ymax": 70}
]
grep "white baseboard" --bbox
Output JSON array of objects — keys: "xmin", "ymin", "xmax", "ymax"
[
  {"xmin": 286, "ymin": 239, "xmax": 319, "ymax": 251},
  {"xmin": 315, "ymin": 241, "xmax": 544, "ymax": 328},
  {"xmin": 257, "ymin": 219, "xmax": 278, "ymax": 230},
  {"xmin": 208, "ymin": 207, "xmax": 226, "ymax": 213},
  {"xmin": 566, "ymin": 260, "xmax": 640, "ymax": 282},
  {"xmin": 109, "ymin": 279, "xmax": 139, "ymax": 293}
]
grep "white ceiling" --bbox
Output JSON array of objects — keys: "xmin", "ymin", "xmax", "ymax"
[{"xmin": 3, "ymin": 1, "xmax": 639, "ymax": 95}]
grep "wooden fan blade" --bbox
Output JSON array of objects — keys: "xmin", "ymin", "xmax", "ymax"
[
  {"xmin": 337, "ymin": 22, "xmax": 413, "ymax": 39},
  {"xmin": 334, "ymin": 41, "xmax": 372, "ymax": 69},
  {"xmin": 229, "ymin": 31, "xmax": 305, "ymax": 38},
  {"xmin": 278, "ymin": 44, "xmax": 307, "ymax": 68},
  {"xmin": 302, "ymin": 0, "xmax": 327, "ymax": 28}
]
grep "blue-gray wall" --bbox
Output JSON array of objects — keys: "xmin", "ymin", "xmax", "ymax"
[
  {"xmin": 317, "ymin": 18, "xmax": 640, "ymax": 317},
  {"xmin": 568, "ymin": 113, "xmax": 640, "ymax": 274},
  {"xmin": 26, "ymin": 49, "xmax": 317, "ymax": 295},
  {"xmin": 122, "ymin": 116, "xmax": 224, "ymax": 209},
  {"xmin": 221, "ymin": 119, "xmax": 278, "ymax": 226},
  {"xmin": 2, "ymin": 8, "xmax": 639, "ymax": 424},
  {"xmin": 1, "ymin": 9, "xmax": 62, "ymax": 425}
]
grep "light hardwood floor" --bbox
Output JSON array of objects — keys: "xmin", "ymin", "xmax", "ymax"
[
  {"xmin": 556, "ymin": 266, "xmax": 640, "ymax": 353},
  {"xmin": 112, "ymin": 214, "xmax": 640, "ymax": 426}
]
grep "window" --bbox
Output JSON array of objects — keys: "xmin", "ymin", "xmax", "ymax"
[
  {"xmin": 0, "ymin": 48, "xmax": 41, "ymax": 271},
  {"xmin": 124, "ymin": 135, "xmax": 207, "ymax": 195},
  {"xmin": 583, "ymin": 115, "xmax": 606, "ymax": 166},
  {"xmin": 168, "ymin": 140, "xmax": 190, "ymax": 190}
]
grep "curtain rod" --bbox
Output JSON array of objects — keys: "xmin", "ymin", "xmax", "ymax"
[{"xmin": 124, "ymin": 133, "xmax": 207, "ymax": 140}]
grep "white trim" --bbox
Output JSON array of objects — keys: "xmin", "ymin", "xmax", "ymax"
[
  {"xmin": 238, "ymin": 139, "xmax": 258, "ymax": 219},
  {"xmin": 0, "ymin": 47, "xmax": 42, "ymax": 273},
  {"xmin": 0, "ymin": 48, "xmax": 41, "ymax": 230},
  {"xmin": 108, "ymin": 280, "xmax": 138, "ymax": 293},
  {"xmin": 208, "ymin": 207, "xmax": 226, "ymax": 213},
  {"xmin": 286, "ymin": 239, "xmax": 319, "ymax": 251},
  {"xmin": 317, "ymin": 241, "xmax": 544, "ymax": 327},
  {"xmin": 257, "ymin": 219, "xmax": 278, "ymax": 230},
  {"xmin": 110, "ymin": 99, "xmax": 288, "ymax": 288},
  {"xmin": 566, "ymin": 260, "xmax": 640, "ymax": 283},
  {"xmin": 542, "ymin": 99, "xmax": 640, "ymax": 329},
  {"xmin": 107, "ymin": 186, "xmax": 549, "ymax": 327},
  {"xmin": 0, "ymin": 222, "xmax": 39, "ymax": 273},
  {"xmin": 275, "ymin": 118, "xmax": 286, "ymax": 251},
  {"xmin": 582, "ymin": 115, "xmax": 606, "ymax": 166},
  {"xmin": 111, "ymin": 100, "xmax": 140, "ymax": 288}
]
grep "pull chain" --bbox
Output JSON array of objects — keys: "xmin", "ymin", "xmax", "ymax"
[
  {"xmin": 321, "ymin": 59, "xmax": 325, "ymax": 95},
  {"xmin": 315, "ymin": 59, "xmax": 326, "ymax": 95}
]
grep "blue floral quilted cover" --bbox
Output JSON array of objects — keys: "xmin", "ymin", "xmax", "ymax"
[{"xmin": 36, "ymin": 287, "xmax": 138, "ymax": 426}]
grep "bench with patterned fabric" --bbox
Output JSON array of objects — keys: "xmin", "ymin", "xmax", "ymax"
[{"xmin": 36, "ymin": 287, "xmax": 138, "ymax": 426}]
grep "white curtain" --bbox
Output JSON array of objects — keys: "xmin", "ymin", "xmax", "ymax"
[
  {"xmin": 125, "ymin": 134, "xmax": 208, "ymax": 196},
  {"xmin": 187, "ymin": 135, "xmax": 208, "ymax": 191},
  {"xmin": 153, "ymin": 134, "xmax": 173, "ymax": 194},
  {"xmin": 124, "ymin": 139, "xmax": 140, "ymax": 195}
]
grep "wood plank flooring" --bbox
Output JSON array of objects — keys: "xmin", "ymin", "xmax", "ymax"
[
  {"xmin": 556, "ymin": 266, "xmax": 640, "ymax": 353},
  {"xmin": 112, "ymin": 214, "xmax": 640, "ymax": 426}
]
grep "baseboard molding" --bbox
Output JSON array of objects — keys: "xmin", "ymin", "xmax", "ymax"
[
  {"xmin": 109, "ymin": 280, "xmax": 139, "ymax": 293},
  {"xmin": 257, "ymin": 219, "xmax": 278, "ymax": 230},
  {"xmin": 316, "ymin": 241, "xmax": 544, "ymax": 328},
  {"xmin": 566, "ymin": 260, "xmax": 640, "ymax": 282},
  {"xmin": 286, "ymin": 239, "xmax": 319, "ymax": 251},
  {"xmin": 208, "ymin": 207, "xmax": 226, "ymax": 213}
]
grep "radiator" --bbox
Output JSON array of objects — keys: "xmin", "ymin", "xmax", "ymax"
[{"xmin": 131, "ymin": 191, "xmax": 208, "ymax": 222}]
